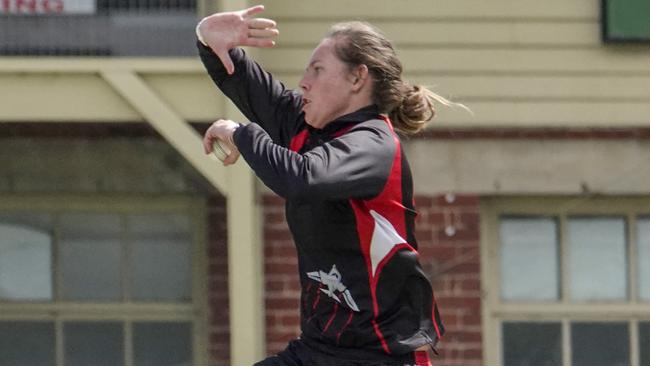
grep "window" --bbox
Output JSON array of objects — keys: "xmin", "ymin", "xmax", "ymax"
[
  {"xmin": 0, "ymin": 197, "xmax": 206, "ymax": 366},
  {"xmin": 483, "ymin": 197, "xmax": 650, "ymax": 366},
  {"xmin": 602, "ymin": 0, "xmax": 650, "ymax": 43}
]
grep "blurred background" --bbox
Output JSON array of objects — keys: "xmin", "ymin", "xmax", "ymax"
[{"xmin": 1, "ymin": 0, "xmax": 649, "ymax": 365}]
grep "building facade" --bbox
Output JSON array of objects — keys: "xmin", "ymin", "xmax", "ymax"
[{"xmin": 1, "ymin": 1, "xmax": 649, "ymax": 365}]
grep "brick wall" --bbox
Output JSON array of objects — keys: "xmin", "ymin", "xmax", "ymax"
[
  {"xmin": 259, "ymin": 193, "xmax": 483, "ymax": 365},
  {"xmin": 207, "ymin": 195, "xmax": 230, "ymax": 366},
  {"xmin": 262, "ymin": 194, "xmax": 301, "ymax": 354},
  {"xmin": 415, "ymin": 195, "xmax": 482, "ymax": 366}
]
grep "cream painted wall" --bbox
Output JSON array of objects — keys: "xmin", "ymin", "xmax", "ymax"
[
  {"xmin": 2, "ymin": 1, "xmax": 649, "ymax": 127},
  {"xmin": 259, "ymin": 0, "xmax": 650, "ymax": 128},
  {"xmin": 3, "ymin": 1, "xmax": 649, "ymax": 196},
  {"xmin": 405, "ymin": 139, "xmax": 650, "ymax": 195},
  {"xmin": 254, "ymin": 138, "xmax": 650, "ymax": 196}
]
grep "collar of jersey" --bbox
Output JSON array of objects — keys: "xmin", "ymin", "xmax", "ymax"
[{"xmin": 307, "ymin": 104, "xmax": 381, "ymax": 136}]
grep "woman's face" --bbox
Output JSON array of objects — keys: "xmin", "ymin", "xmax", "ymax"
[{"xmin": 299, "ymin": 38, "xmax": 357, "ymax": 129}]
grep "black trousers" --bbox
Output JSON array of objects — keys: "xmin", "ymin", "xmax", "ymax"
[{"xmin": 253, "ymin": 339, "xmax": 432, "ymax": 366}]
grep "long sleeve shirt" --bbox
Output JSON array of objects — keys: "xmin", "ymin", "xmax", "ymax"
[{"xmin": 198, "ymin": 43, "xmax": 444, "ymax": 363}]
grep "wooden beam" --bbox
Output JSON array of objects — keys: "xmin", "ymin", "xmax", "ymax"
[
  {"xmin": 101, "ymin": 70, "xmax": 228, "ymax": 195},
  {"xmin": 203, "ymin": 0, "xmax": 269, "ymax": 359},
  {"xmin": 226, "ymin": 161, "xmax": 265, "ymax": 365}
]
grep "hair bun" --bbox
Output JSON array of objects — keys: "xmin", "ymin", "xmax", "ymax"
[{"xmin": 390, "ymin": 84, "xmax": 435, "ymax": 135}]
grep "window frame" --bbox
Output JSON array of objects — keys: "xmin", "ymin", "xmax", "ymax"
[
  {"xmin": 0, "ymin": 194, "xmax": 209, "ymax": 366},
  {"xmin": 481, "ymin": 196, "xmax": 650, "ymax": 366},
  {"xmin": 601, "ymin": 0, "xmax": 650, "ymax": 43}
]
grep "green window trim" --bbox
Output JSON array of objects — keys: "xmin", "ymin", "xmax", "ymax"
[{"xmin": 602, "ymin": 0, "xmax": 650, "ymax": 43}]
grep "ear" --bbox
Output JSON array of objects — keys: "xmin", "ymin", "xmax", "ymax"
[{"xmin": 350, "ymin": 64, "xmax": 369, "ymax": 92}]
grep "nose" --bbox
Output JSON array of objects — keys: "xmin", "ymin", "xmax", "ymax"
[{"xmin": 299, "ymin": 74, "xmax": 309, "ymax": 92}]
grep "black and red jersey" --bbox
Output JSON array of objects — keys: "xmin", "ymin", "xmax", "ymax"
[{"xmin": 199, "ymin": 44, "xmax": 444, "ymax": 363}]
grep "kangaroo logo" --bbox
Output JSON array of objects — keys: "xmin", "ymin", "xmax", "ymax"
[{"xmin": 307, "ymin": 264, "xmax": 360, "ymax": 312}]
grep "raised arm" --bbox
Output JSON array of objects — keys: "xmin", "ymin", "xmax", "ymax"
[{"xmin": 197, "ymin": 5, "xmax": 304, "ymax": 146}]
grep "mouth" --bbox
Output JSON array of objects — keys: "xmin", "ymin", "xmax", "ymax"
[{"xmin": 302, "ymin": 98, "xmax": 311, "ymax": 110}]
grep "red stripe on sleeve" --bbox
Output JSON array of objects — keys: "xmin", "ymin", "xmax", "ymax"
[
  {"xmin": 414, "ymin": 350, "xmax": 432, "ymax": 366},
  {"xmin": 289, "ymin": 128, "xmax": 309, "ymax": 152}
]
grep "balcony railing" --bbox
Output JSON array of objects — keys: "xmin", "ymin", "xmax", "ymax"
[{"xmin": 1, "ymin": 0, "xmax": 198, "ymax": 56}]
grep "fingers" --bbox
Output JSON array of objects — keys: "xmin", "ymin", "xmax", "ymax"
[
  {"xmin": 214, "ymin": 49, "xmax": 235, "ymax": 75},
  {"xmin": 202, "ymin": 133, "xmax": 214, "ymax": 154},
  {"xmin": 243, "ymin": 38, "xmax": 276, "ymax": 48},
  {"xmin": 241, "ymin": 4, "xmax": 265, "ymax": 18},
  {"xmin": 244, "ymin": 18, "xmax": 278, "ymax": 48},
  {"xmin": 223, "ymin": 150, "xmax": 241, "ymax": 166},
  {"xmin": 247, "ymin": 17, "xmax": 276, "ymax": 29},
  {"xmin": 203, "ymin": 120, "xmax": 224, "ymax": 154},
  {"xmin": 248, "ymin": 28, "xmax": 279, "ymax": 39}
]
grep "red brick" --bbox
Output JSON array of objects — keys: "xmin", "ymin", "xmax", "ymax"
[
  {"xmin": 455, "ymin": 331, "xmax": 482, "ymax": 343},
  {"xmin": 266, "ymin": 255, "xmax": 298, "ymax": 266},
  {"xmin": 437, "ymin": 226, "xmax": 479, "ymax": 241},
  {"xmin": 435, "ymin": 194, "xmax": 479, "ymax": 207},
  {"xmin": 266, "ymin": 298, "xmax": 300, "ymax": 310},
  {"xmin": 265, "ymin": 211, "xmax": 287, "ymax": 224},
  {"xmin": 262, "ymin": 194, "xmax": 285, "ymax": 205},
  {"xmin": 449, "ymin": 262, "xmax": 481, "ymax": 275},
  {"xmin": 266, "ymin": 280, "xmax": 285, "ymax": 292},
  {"xmin": 415, "ymin": 228, "xmax": 434, "ymax": 242},
  {"xmin": 427, "ymin": 211, "xmax": 445, "ymax": 225},
  {"xmin": 426, "ymin": 246, "xmax": 458, "ymax": 262},
  {"xmin": 266, "ymin": 330, "xmax": 298, "ymax": 344},
  {"xmin": 461, "ymin": 279, "xmax": 481, "ymax": 292},
  {"xmin": 461, "ymin": 348, "xmax": 483, "ymax": 360},
  {"xmin": 459, "ymin": 212, "xmax": 480, "ymax": 226},
  {"xmin": 284, "ymin": 279, "xmax": 301, "ymax": 292},
  {"xmin": 462, "ymin": 312, "xmax": 482, "ymax": 326},
  {"xmin": 437, "ymin": 296, "xmax": 481, "ymax": 310},
  {"xmin": 265, "ymin": 227, "xmax": 294, "ymax": 241},
  {"xmin": 438, "ymin": 313, "xmax": 460, "ymax": 328},
  {"xmin": 265, "ymin": 262, "xmax": 298, "ymax": 275},
  {"xmin": 265, "ymin": 272, "xmax": 296, "ymax": 281},
  {"xmin": 207, "ymin": 245, "xmax": 227, "ymax": 258},
  {"xmin": 414, "ymin": 196, "xmax": 434, "ymax": 207},
  {"xmin": 209, "ymin": 332, "xmax": 230, "ymax": 344},
  {"xmin": 278, "ymin": 314, "xmax": 301, "ymax": 327}
]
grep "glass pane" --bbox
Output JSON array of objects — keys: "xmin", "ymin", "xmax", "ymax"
[
  {"xmin": 500, "ymin": 217, "xmax": 559, "ymax": 300},
  {"xmin": 502, "ymin": 322, "xmax": 561, "ymax": 366},
  {"xmin": 572, "ymin": 322, "xmax": 629, "ymax": 366},
  {"xmin": 0, "ymin": 321, "xmax": 55, "ymax": 366},
  {"xmin": 64, "ymin": 322, "xmax": 124, "ymax": 366},
  {"xmin": 641, "ymin": 322, "xmax": 650, "ymax": 366},
  {"xmin": 133, "ymin": 322, "xmax": 192, "ymax": 366},
  {"xmin": 129, "ymin": 214, "xmax": 191, "ymax": 301},
  {"xmin": 568, "ymin": 217, "xmax": 627, "ymax": 300},
  {"xmin": 0, "ymin": 212, "xmax": 53, "ymax": 232},
  {"xmin": 638, "ymin": 218, "xmax": 650, "ymax": 300},
  {"xmin": 59, "ymin": 213, "xmax": 122, "ymax": 300},
  {"xmin": 0, "ymin": 216, "xmax": 53, "ymax": 300}
]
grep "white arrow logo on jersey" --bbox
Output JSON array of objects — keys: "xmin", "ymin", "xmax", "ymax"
[{"xmin": 307, "ymin": 264, "xmax": 360, "ymax": 312}]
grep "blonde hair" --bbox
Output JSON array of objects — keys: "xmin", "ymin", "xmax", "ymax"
[{"xmin": 327, "ymin": 21, "xmax": 468, "ymax": 135}]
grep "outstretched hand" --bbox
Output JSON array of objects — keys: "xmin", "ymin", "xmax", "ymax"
[{"xmin": 198, "ymin": 5, "xmax": 279, "ymax": 74}]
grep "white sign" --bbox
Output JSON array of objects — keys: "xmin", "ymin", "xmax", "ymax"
[{"xmin": 0, "ymin": 0, "xmax": 96, "ymax": 14}]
